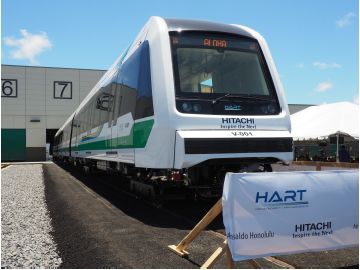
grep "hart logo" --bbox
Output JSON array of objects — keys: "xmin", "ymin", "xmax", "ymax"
[
  {"xmin": 255, "ymin": 190, "xmax": 308, "ymax": 209},
  {"xmin": 224, "ymin": 105, "xmax": 242, "ymax": 111}
]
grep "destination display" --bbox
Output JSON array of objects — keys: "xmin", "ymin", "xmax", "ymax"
[
  {"xmin": 222, "ymin": 170, "xmax": 359, "ymax": 261},
  {"xmin": 171, "ymin": 34, "xmax": 258, "ymax": 51}
]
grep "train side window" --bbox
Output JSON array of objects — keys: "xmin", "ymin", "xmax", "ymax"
[
  {"xmin": 80, "ymin": 110, "xmax": 84, "ymax": 134},
  {"xmin": 88, "ymin": 102, "xmax": 93, "ymax": 131},
  {"xmin": 77, "ymin": 113, "xmax": 81, "ymax": 134},
  {"xmin": 87, "ymin": 100, "xmax": 92, "ymax": 130},
  {"xmin": 109, "ymin": 84, "xmax": 120, "ymax": 124},
  {"xmin": 97, "ymin": 75, "xmax": 115, "ymax": 127},
  {"xmin": 97, "ymin": 93, "xmax": 112, "ymax": 122},
  {"xmin": 85, "ymin": 104, "xmax": 90, "ymax": 131},
  {"xmin": 82, "ymin": 110, "xmax": 86, "ymax": 133},
  {"xmin": 93, "ymin": 98, "xmax": 100, "ymax": 128},
  {"xmin": 108, "ymin": 82, "xmax": 117, "ymax": 127},
  {"xmin": 120, "ymin": 86, "xmax": 136, "ymax": 117},
  {"xmin": 111, "ymin": 68, "xmax": 122, "ymax": 124},
  {"xmin": 118, "ymin": 41, "xmax": 153, "ymax": 120},
  {"xmin": 118, "ymin": 51, "xmax": 138, "ymax": 118},
  {"xmin": 135, "ymin": 41, "xmax": 153, "ymax": 120},
  {"xmin": 91, "ymin": 104, "xmax": 94, "ymax": 130},
  {"xmin": 87, "ymin": 101, "xmax": 92, "ymax": 130}
]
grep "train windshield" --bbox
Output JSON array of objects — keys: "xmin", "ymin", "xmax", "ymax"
[{"xmin": 170, "ymin": 32, "xmax": 280, "ymax": 115}]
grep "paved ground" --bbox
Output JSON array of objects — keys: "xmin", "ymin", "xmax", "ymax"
[
  {"xmin": 44, "ymin": 163, "xmax": 256, "ymax": 268},
  {"xmin": 42, "ymin": 163, "xmax": 358, "ymax": 268}
]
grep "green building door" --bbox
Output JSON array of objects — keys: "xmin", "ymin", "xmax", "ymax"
[{"xmin": 1, "ymin": 129, "xmax": 26, "ymax": 161}]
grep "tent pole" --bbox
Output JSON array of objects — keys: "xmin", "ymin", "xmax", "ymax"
[{"xmin": 336, "ymin": 133, "xmax": 339, "ymax": 162}]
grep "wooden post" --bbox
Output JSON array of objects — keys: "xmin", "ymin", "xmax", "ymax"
[
  {"xmin": 225, "ymin": 243, "xmax": 234, "ymax": 269},
  {"xmin": 168, "ymin": 198, "xmax": 222, "ymax": 257},
  {"xmin": 200, "ymin": 240, "xmax": 227, "ymax": 269},
  {"xmin": 200, "ymin": 240, "xmax": 235, "ymax": 269},
  {"xmin": 316, "ymin": 162, "xmax": 321, "ymax": 171}
]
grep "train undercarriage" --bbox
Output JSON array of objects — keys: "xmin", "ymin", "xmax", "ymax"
[{"xmin": 54, "ymin": 156, "xmax": 279, "ymax": 201}]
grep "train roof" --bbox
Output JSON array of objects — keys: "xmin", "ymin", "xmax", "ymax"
[{"xmin": 164, "ymin": 18, "xmax": 254, "ymax": 38}]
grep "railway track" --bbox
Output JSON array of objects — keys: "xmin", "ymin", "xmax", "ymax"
[{"xmin": 56, "ymin": 162, "xmax": 297, "ymax": 269}]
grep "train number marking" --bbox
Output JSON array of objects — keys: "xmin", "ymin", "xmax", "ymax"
[
  {"xmin": 54, "ymin": 81, "xmax": 72, "ymax": 99},
  {"xmin": 231, "ymin": 131, "xmax": 253, "ymax": 137},
  {"xmin": 1, "ymin": 79, "xmax": 17, "ymax": 97}
]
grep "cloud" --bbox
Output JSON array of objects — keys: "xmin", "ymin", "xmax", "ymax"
[
  {"xmin": 313, "ymin": 62, "xmax": 342, "ymax": 69},
  {"xmin": 3, "ymin": 29, "xmax": 52, "ymax": 64},
  {"xmin": 295, "ymin": 63, "xmax": 304, "ymax": 68},
  {"xmin": 336, "ymin": 12, "xmax": 356, "ymax": 28},
  {"xmin": 315, "ymin": 81, "xmax": 333, "ymax": 92},
  {"xmin": 353, "ymin": 94, "xmax": 359, "ymax": 104}
]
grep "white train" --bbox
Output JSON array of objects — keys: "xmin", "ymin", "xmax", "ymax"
[{"xmin": 54, "ymin": 17, "xmax": 293, "ymax": 197}]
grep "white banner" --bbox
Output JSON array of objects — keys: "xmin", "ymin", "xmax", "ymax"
[{"xmin": 222, "ymin": 170, "xmax": 359, "ymax": 261}]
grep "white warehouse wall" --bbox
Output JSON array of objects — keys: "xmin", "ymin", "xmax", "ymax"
[{"xmin": 1, "ymin": 65, "xmax": 106, "ymax": 161}]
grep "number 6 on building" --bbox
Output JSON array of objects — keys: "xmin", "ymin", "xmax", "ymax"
[{"xmin": 1, "ymin": 79, "xmax": 18, "ymax": 97}]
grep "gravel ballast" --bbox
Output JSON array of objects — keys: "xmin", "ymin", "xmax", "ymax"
[{"xmin": 1, "ymin": 165, "xmax": 62, "ymax": 268}]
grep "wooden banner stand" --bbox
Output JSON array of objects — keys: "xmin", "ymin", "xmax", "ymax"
[
  {"xmin": 168, "ymin": 199, "xmax": 294, "ymax": 269},
  {"xmin": 168, "ymin": 199, "xmax": 235, "ymax": 269},
  {"xmin": 167, "ymin": 167, "xmax": 337, "ymax": 269}
]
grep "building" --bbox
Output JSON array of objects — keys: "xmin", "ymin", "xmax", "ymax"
[
  {"xmin": 1, "ymin": 64, "xmax": 312, "ymax": 162},
  {"xmin": 288, "ymin": 104, "xmax": 314, "ymax": 115},
  {"xmin": 1, "ymin": 65, "xmax": 106, "ymax": 161}
]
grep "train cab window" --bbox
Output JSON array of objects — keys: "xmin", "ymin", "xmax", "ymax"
[
  {"xmin": 175, "ymin": 48, "xmax": 269, "ymax": 95},
  {"xmin": 170, "ymin": 32, "xmax": 280, "ymax": 115}
]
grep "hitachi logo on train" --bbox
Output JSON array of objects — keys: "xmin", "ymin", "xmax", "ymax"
[
  {"xmin": 222, "ymin": 118, "xmax": 255, "ymax": 124},
  {"xmin": 295, "ymin": 222, "xmax": 332, "ymax": 232}
]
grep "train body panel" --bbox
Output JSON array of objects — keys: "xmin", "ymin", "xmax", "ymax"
[{"xmin": 54, "ymin": 16, "xmax": 293, "ymax": 182}]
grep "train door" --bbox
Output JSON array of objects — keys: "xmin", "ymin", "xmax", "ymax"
[
  {"xmin": 112, "ymin": 50, "xmax": 141, "ymax": 164},
  {"xmin": 114, "ymin": 85, "xmax": 136, "ymax": 163}
]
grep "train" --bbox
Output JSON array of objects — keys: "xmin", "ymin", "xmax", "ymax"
[{"xmin": 53, "ymin": 16, "xmax": 293, "ymax": 198}]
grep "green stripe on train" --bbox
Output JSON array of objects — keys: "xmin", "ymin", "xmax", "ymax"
[{"xmin": 58, "ymin": 119, "xmax": 154, "ymax": 152}]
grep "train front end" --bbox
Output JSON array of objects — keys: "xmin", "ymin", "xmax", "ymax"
[
  {"xmin": 136, "ymin": 17, "xmax": 293, "ymax": 197},
  {"xmin": 161, "ymin": 20, "xmax": 293, "ymax": 171},
  {"xmin": 156, "ymin": 20, "xmax": 293, "ymax": 192}
]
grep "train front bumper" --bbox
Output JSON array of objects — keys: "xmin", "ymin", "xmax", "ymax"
[{"xmin": 174, "ymin": 130, "xmax": 293, "ymax": 169}]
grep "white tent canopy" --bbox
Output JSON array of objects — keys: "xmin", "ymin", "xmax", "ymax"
[{"xmin": 291, "ymin": 101, "xmax": 359, "ymax": 141}]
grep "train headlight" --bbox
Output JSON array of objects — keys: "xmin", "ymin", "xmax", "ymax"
[
  {"xmin": 261, "ymin": 104, "xmax": 277, "ymax": 114},
  {"xmin": 267, "ymin": 104, "xmax": 276, "ymax": 114},
  {"xmin": 261, "ymin": 105, "xmax": 269, "ymax": 114},
  {"xmin": 182, "ymin": 102, "xmax": 192, "ymax": 112},
  {"xmin": 193, "ymin": 103, "xmax": 202, "ymax": 113}
]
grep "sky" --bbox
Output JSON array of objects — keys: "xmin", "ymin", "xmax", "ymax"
[{"xmin": 1, "ymin": 0, "xmax": 359, "ymax": 105}]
